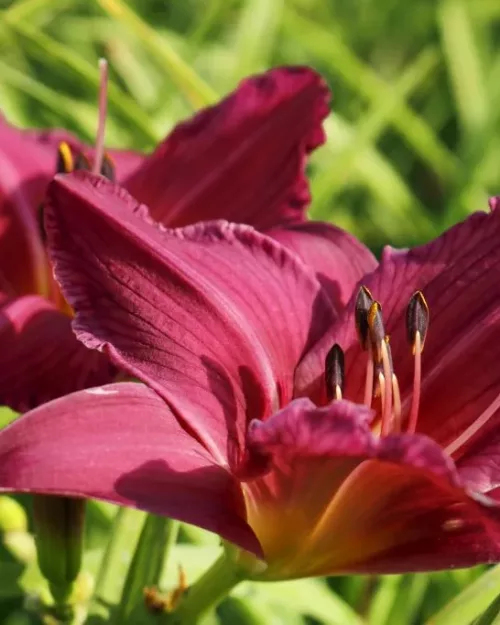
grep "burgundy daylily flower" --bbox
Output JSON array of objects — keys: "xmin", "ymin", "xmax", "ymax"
[
  {"xmin": 0, "ymin": 67, "xmax": 375, "ymax": 410},
  {"xmin": 2, "ymin": 172, "xmax": 500, "ymax": 579}
]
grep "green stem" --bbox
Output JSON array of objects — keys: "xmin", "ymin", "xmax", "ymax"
[
  {"xmin": 114, "ymin": 515, "xmax": 180, "ymax": 624},
  {"xmin": 89, "ymin": 507, "xmax": 146, "ymax": 618},
  {"xmin": 162, "ymin": 554, "xmax": 247, "ymax": 625}
]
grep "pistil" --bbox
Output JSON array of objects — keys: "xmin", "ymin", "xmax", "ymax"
[
  {"xmin": 445, "ymin": 391, "xmax": 500, "ymax": 456},
  {"xmin": 363, "ymin": 346, "xmax": 374, "ymax": 407},
  {"xmin": 92, "ymin": 58, "xmax": 109, "ymax": 175},
  {"xmin": 391, "ymin": 374, "xmax": 402, "ymax": 433},
  {"xmin": 380, "ymin": 339, "xmax": 393, "ymax": 435}
]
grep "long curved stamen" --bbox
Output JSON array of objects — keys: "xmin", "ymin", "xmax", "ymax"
[
  {"xmin": 380, "ymin": 340, "xmax": 393, "ymax": 435},
  {"xmin": 445, "ymin": 390, "xmax": 500, "ymax": 456},
  {"xmin": 363, "ymin": 345, "xmax": 374, "ymax": 407},
  {"xmin": 407, "ymin": 331, "xmax": 422, "ymax": 434},
  {"xmin": 392, "ymin": 373, "xmax": 402, "ymax": 433},
  {"xmin": 93, "ymin": 58, "xmax": 108, "ymax": 175}
]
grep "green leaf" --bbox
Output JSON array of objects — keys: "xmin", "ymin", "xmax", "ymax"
[
  {"xmin": 438, "ymin": 0, "xmax": 489, "ymax": 139},
  {"xmin": 114, "ymin": 516, "xmax": 179, "ymax": 624},
  {"xmin": 246, "ymin": 577, "xmax": 365, "ymax": 625},
  {"xmin": 220, "ymin": 594, "xmax": 306, "ymax": 625},
  {"xmin": 473, "ymin": 593, "xmax": 500, "ymax": 625},
  {"xmin": 2, "ymin": 17, "xmax": 157, "ymax": 144},
  {"xmin": 89, "ymin": 507, "xmax": 146, "ymax": 620},
  {"xmin": 311, "ymin": 47, "xmax": 440, "ymax": 240},
  {"xmin": 96, "ymin": 0, "xmax": 217, "ymax": 109},
  {"xmin": 283, "ymin": 8, "xmax": 458, "ymax": 183},
  {"xmin": 425, "ymin": 565, "xmax": 500, "ymax": 625},
  {"xmin": 229, "ymin": 0, "xmax": 283, "ymax": 81}
]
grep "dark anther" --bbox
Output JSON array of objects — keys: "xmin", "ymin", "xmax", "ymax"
[
  {"xmin": 325, "ymin": 343, "xmax": 345, "ymax": 401},
  {"xmin": 74, "ymin": 152, "xmax": 92, "ymax": 171},
  {"xmin": 355, "ymin": 286, "xmax": 374, "ymax": 350},
  {"xmin": 367, "ymin": 301, "xmax": 386, "ymax": 348},
  {"xmin": 100, "ymin": 153, "xmax": 116, "ymax": 181},
  {"xmin": 406, "ymin": 291, "xmax": 429, "ymax": 353}
]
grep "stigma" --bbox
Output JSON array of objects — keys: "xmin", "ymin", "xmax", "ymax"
[{"xmin": 326, "ymin": 286, "xmax": 429, "ymax": 437}]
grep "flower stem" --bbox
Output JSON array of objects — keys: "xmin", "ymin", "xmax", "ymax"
[
  {"xmin": 89, "ymin": 507, "xmax": 146, "ymax": 619},
  {"xmin": 115, "ymin": 515, "xmax": 180, "ymax": 624},
  {"xmin": 161, "ymin": 553, "xmax": 247, "ymax": 625}
]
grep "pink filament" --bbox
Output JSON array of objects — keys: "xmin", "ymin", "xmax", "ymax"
[
  {"xmin": 363, "ymin": 346, "xmax": 374, "ymax": 407},
  {"xmin": 407, "ymin": 331, "xmax": 422, "ymax": 434},
  {"xmin": 380, "ymin": 341, "xmax": 393, "ymax": 435},
  {"xmin": 92, "ymin": 58, "xmax": 108, "ymax": 175},
  {"xmin": 445, "ymin": 390, "xmax": 500, "ymax": 456},
  {"xmin": 392, "ymin": 374, "xmax": 402, "ymax": 433}
]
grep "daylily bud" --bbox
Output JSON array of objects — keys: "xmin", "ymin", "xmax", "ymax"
[{"xmin": 33, "ymin": 495, "xmax": 85, "ymax": 605}]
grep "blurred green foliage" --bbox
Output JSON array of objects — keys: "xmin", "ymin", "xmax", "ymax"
[{"xmin": 1, "ymin": 0, "xmax": 500, "ymax": 623}]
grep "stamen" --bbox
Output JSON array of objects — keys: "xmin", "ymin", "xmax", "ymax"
[
  {"xmin": 363, "ymin": 345, "xmax": 374, "ymax": 407},
  {"xmin": 367, "ymin": 301, "xmax": 386, "ymax": 360},
  {"xmin": 445, "ymin": 390, "xmax": 500, "ymax": 456},
  {"xmin": 407, "ymin": 291, "xmax": 429, "ymax": 354},
  {"xmin": 56, "ymin": 141, "xmax": 74, "ymax": 173},
  {"xmin": 406, "ymin": 292, "xmax": 428, "ymax": 434},
  {"xmin": 325, "ymin": 344, "xmax": 344, "ymax": 401},
  {"xmin": 355, "ymin": 285, "xmax": 374, "ymax": 349},
  {"xmin": 407, "ymin": 330, "xmax": 422, "ymax": 434},
  {"xmin": 100, "ymin": 153, "xmax": 116, "ymax": 181},
  {"xmin": 92, "ymin": 58, "xmax": 109, "ymax": 175},
  {"xmin": 75, "ymin": 152, "xmax": 92, "ymax": 171},
  {"xmin": 391, "ymin": 374, "xmax": 402, "ymax": 433},
  {"xmin": 380, "ymin": 339, "xmax": 393, "ymax": 435}
]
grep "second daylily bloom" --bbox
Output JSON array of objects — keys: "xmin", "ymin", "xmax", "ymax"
[
  {"xmin": 0, "ymin": 66, "xmax": 375, "ymax": 411},
  {"xmin": 1, "ymin": 172, "xmax": 500, "ymax": 579}
]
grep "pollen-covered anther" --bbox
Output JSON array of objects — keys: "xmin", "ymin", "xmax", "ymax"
[
  {"xmin": 56, "ymin": 141, "xmax": 74, "ymax": 174},
  {"xmin": 325, "ymin": 343, "xmax": 344, "ymax": 401},
  {"xmin": 406, "ymin": 291, "xmax": 429, "ymax": 434}
]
